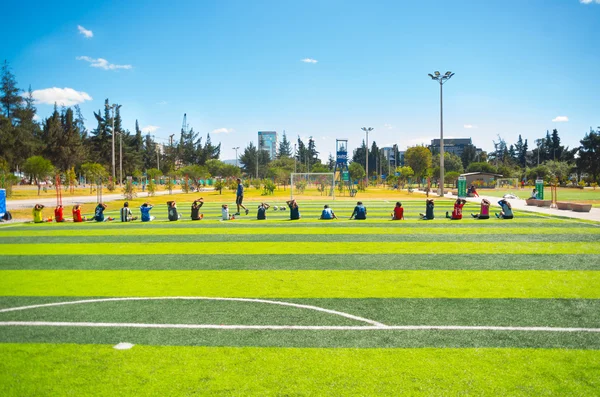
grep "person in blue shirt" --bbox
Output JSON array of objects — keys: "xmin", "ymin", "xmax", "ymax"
[
  {"xmin": 286, "ymin": 199, "xmax": 300, "ymax": 220},
  {"xmin": 350, "ymin": 201, "xmax": 367, "ymax": 220},
  {"xmin": 235, "ymin": 178, "xmax": 249, "ymax": 216},
  {"xmin": 140, "ymin": 202, "xmax": 155, "ymax": 222},
  {"xmin": 257, "ymin": 202, "xmax": 270, "ymax": 220},
  {"xmin": 496, "ymin": 199, "xmax": 514, "ymax": 219},
  {"xmin": 94, "ymin": 203, "xmax": 113, "ymax": 222},
  {"xmin": 319, "ymin": 204, "xmax": 337, "ymax": 220}
]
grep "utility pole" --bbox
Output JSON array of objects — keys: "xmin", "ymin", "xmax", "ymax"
[
  {"xmin": 361, "ymin": 127, "xmax": 373, "ymax": 186},
  {"xmin": 428, "ymin": 71, "xmax": 455, "ymax": 197},
  {"xmin": 119, "ymin": 131, "xmax": 123, "ymax": 186},
  {"xmin": 256, "ymin": 139, "xmax": 259, "ymax": 179},
  {"xmin": 233, "ymin": 147, "xmax": 240, "ymax": 168},
  {"xmin": 294, "ymin": 144, "xmax": 297, "ymax": 173}
]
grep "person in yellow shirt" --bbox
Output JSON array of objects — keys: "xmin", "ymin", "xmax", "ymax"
[{"xmin": 32, "ymin": 204, "xmax": 47, "ymax": 223}]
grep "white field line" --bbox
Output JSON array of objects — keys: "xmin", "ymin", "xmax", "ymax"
[
  {"xmin": 0, "ymin": 322, "xmax": 599, "ymax": 332},
  {"xmin": 0, "ymin": 297, "xmax": 385, "ymax": 327}
]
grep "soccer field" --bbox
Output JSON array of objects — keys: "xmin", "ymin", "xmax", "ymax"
[{"xmin": 1, "ymin": 199, "xmax": 599, "ymax": 396}]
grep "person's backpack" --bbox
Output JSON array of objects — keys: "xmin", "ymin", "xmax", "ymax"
[{"xmin": 2, "ymin": 211, "xmax": 12, "ymax": 221}]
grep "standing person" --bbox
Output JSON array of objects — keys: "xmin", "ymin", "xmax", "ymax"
[
  {"xmin": 235, "ymin": 178, "xmax": 249, "ymax": 216},
  {"xmin": 350, "ymin": 201, "xmax": 367, "ymax": 220},
  {"xmin": 54, "ymin": 205, "xmax": 65, "ymax": 222},
  {"xmin": 257, "ymin": 202, "xmax": 271, "ymax": 220},
  {"xmin": 420, "ymin": 199, "xmax": 435, "ymax": 220},
  {"xmin": 471, "ymin": 199, "xmax": 491, "ymax": 219},
  {"xmin": 94, "ymin": 203, "xmax": 112, "ymax": 222},
  {"xmin": 496, "ymin": 199, "xmax": 514, "ymax": 219},
  {"xmin": 447, "ymin": 198, "xmax": 467, "ymax": 220},
  {"xmin": 191, "ymin": 198, "xmax": 204, "ymax": 221},
  {"xmin": 32, "ymin": 204, "xmax": 46, "ymax": 223},
  {"xmin": 72, "ymin": 204, "xmax": 84, "ymax": 222},
  {"xmin": 286, "ymin": 199, "xmax": 301, "ymax": 220},
  {"xmin": 167, "ymin": 201, "xmax": 181, "ymax": 221},
  {"xmin": 140, "ymin": 203, "xmax": 155, "ymax": 222},
  {"xmin": 391, "ymin": 202, "xmax": 404, "ymax": 220},
  {"xmin": 319, "ymin": 204, "xmax": 337, "ymax": 220},
  {"xmin": 120, "ymin": 202, "xmax": 137, "ymax": 222}
]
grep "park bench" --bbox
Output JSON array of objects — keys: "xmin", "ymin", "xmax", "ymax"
[
  {"xmin": 571, "ymin": 203, "xmax": 592, "ymax": 213},
  {"xmin": 536, "ymin": 200, "xmax": 552, "ymax": 207},
  {"xmin": 526, "ymin": 199, "xmax": 540, "ymax": 206},
  {"xmin": 556, "ymin": 202, "xmax": 572, "ymax": 210}
]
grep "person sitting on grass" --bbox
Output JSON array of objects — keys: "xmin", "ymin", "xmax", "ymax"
[
  {"xmin": 257, "ymin": 202, "xmax": 271, "ymax": 220},
  {"xmin": 222, "ymin": 204, "xmax": 232, "ymax": 220},
  {"xmin": 446, "ymin": 198, "xmax": 467, "ymax": 220},
  {"xmin": 319, "ymin": 204, "xmax": 337, "ymax": 220},
  {"xmin": 286, "ymin": 199, "xmax": 301, "ymax": 220},
  {"xmin": 191, "ymin": 198, "xmax": 204, "ymax": 221},
  {"xmin": 350, "ymin": 201, "xmax": 367, "ymax": 220},
  {"xmin": 54, "ymin": 205, "xmax": 65, "ymax": 222},
  {"xmin": 32, "ymin": 204, "xmax": 46, "ymax": 223},
  {"xmin": 167, "ymin": 201, "xmax": 181, "ymax": 221},
  {"xmin": 419, "ymin": 199, "xmax": 435, "ymax": 220},
  {"xmin": 496, "ymin": 199, "xmax": 514, "ymax": 219},
  {"xmin": 391, "ymin": 202, "xmax": 404, "ymax": 220},
  {"xmin": 120, "ymin": 202, "xmax": 137, "ymax": 222},
  {"xmin": 94, "ymin": 203, "xmax": 113, "ymax": 222},
  {"xmin": 72, "ymin": 204, "xmax": 85, "ymax": 222},
  {"xmin": 140, "ymin": 203, "xmax": 155, "ymax": 222},
  {"xmin": 471, "ymin": 199, "xmax": 491, "ymax": 219}
]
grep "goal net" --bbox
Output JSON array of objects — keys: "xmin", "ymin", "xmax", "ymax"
[
  {"xmin": 495, "ymin": 178, "xmax": 520, "ymax": 189},
  {"xmin": 290, "ymin": 173, "xmax": 335, "ymax": 200}
]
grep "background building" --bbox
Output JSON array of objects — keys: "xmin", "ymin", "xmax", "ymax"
[
  {"xmin": 258, "ymin": 131, "xmax": 278, "ymax": 160},
  {"xmin": 429, "ymin": 138, "xmax": 481, "ymax": 157}
]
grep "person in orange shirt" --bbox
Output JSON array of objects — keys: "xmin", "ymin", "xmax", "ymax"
[
  {"xmin": 54, "ymin": 205, "xmax": 65, "ymax": 222},
  {"xmin": 391, "ymin": 202, "xmax": 404, "ymax": 220},
  {"xmin": 72, "ymin": 204, "xmax": 85, "ymax": 222}
]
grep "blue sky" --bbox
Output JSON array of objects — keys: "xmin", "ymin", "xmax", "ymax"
[{"xmin": 2, "ymin": 0, "xmax": 599, "ymax": 161}]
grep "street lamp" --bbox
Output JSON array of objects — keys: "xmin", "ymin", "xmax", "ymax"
[
  {"xmin": 361, "ymin": 127, "xmax": 373, "ymax": 186},
  {"xmin": 233, "ymin": 147, "xmax": 240, "ymax": 168},
  {"xmin": 428, "ymin": 71, "xmax": 454, "ymax": 196},
  {"xmin": 105, "ymin": 103, "xmax": 121, "ymax": 185}
]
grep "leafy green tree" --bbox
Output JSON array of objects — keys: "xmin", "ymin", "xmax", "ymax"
[
  {"xmin": 576, "ymin": 127, "xmax": 600, "ymax": 182},
  {"xmin": 81, "ymin": 162, "xmax": 108, "ymax": 193},
  {"xmin": 404, "ymin": 146, "xmax": 432, "ymax": 184},
  {"xmin": 349, "ymin": 161, "xmax": 365, "ymax": 182},
  {"xmin": 277, "ymin": 132, "xmax": 292, "ymax": 158},
  {"xmin": 396, "ymin": 166, "xmax": 414, "ymax": 189},
  {"xmin": 545, "ymin": 160, "xmax": 573, "ymax": 184},
  {"xmin": 445, "ymin": 171, "xmax": 461, "ymax": 187},
  {"xmin": 22, "ymin": 156, "xmax": 54, "ymax": 195},
  {"xmin": 466, "ymin": 162, "xmax": 498, "ymax": 173},
  {"xmin": 179, "ymin": 165, "xmax": 210, "ymax": 191}
]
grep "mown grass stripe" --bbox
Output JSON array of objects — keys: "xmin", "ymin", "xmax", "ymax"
[
  {"xmin": 2, "ymin": 254, "xmax": 599, "ymax": 270},
  {"xmin": 1, "ymin": 241, "xmax": 598, "ymax": 255},
  {"xmin": 3, "ymin": 226, "xmax": 599, "ymax": 237},
  {"xmin": 1, "ymin": 270, "xmax": 598, "ymax": 298}
]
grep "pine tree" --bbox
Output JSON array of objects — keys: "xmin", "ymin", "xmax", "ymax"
[
  {"xmin": 307, "ymin": 137, "xmax": 319, "ymax": 167},
  {"xmin": 0, "ymin": 60, "xmax": 22, "ymax": 118},
  {"xmin": 277, "ymin": 132, "xmax": 292, "ymax": 158}
]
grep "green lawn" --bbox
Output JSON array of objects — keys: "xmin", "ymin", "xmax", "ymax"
[{"xmin": 0, "ymin": 199, "xmax": 599, "ymax": 395}]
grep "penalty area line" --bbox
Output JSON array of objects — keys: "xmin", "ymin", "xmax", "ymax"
[{"xmin": 1, "ymin": 322, "xmax": 600, "ymax": 333}]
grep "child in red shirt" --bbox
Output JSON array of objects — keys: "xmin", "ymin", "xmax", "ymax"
[
  {"xmin": 391, "ymin": 202, "xmax": 404, "ymax": 220},
  {"xmin": 446, "ymin": 198, "xmax": 466, "ymax": 220},
  {"xmin": 54, "ymin": 205, "xmax": 65, "ymax": 222},
  {"xmin": 72, "ymin": 204, "xmax": 84, "ymax": 222}
]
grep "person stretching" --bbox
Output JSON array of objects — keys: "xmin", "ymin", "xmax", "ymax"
[
  {"xmin": 120, "ymin": 202, "xmax": 137, "ymax": 222},
  {"xmin": 72, "ymin": 204, "xmax": 84, "ymax": 222},
  {"xmin": 391, "ymin": 202, "xmax": 404, "ymax": 220},
  {"xmin": 420, "ymin": 199, "xmax": 435, "ymax": 220},
  {"xmin": 286, "ymin": 199, "xmax": 301, "ymax": 220},
  {"xmin": 447, "ymin": 198, "xmax": 467, "ymax": 220},
  {"xmin": 94, "ymin": 203, "xmax": 113, "ymax": 222},
  {"xmin": 32, "ymin": 204, "xmax": 46, "ymax": 223},
  {"xmin": 140, "ymin": 203, "xmax": 155, "ymax": 222},
  {"xmin": 257, "ymin": 202, "xmax": 271, "ymax": 220},
  {"xmin": 54, "ymin": 205, "xmax": 65, "ymax": 222},
  {"xmin": 350, "ymin": 201, "xmax": 367, "ymax": 220},
  {"xmin": 320, "ymin": 204, "xmax": 337, "ymax": 220},
  {"xmin": 191, "ymin": 198, "xmax": 204, "ymax": 220},
  {"xmin": 471, "ymin": 199, "xmax": 491, "ymax": 219},
  {"xmin": 167, "ymin": 201, "xmax": 181, "ymax": 221},
  {"xmin": 496, "ymin": 199, "xmax": 514, "ymax": 219},
  {"xmin": 235, "ymin": 178, "xmax": 249, "ymax": 216}
]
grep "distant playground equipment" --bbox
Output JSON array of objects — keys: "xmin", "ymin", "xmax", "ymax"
[{"xmin": 333, "ymin": 139, "xmax": 354, "ymax": 196}]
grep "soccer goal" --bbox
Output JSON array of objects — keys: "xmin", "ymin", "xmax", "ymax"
[{"xmin": 290, "ymin": 173, "xmax": 335, "ymax": 200}]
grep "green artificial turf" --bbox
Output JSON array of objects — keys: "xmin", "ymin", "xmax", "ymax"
[
  {"xmin": 1, "ymin": 270, "xmax": 599, "ymax": 298},
  {"xmin": 1, "ymin": 344, "xmax": 599, "ymax": 396}
]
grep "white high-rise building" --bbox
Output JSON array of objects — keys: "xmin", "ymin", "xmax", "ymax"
[{"xmin": 258, "ymin": 131, "xmax": 278, "ymax": 160}]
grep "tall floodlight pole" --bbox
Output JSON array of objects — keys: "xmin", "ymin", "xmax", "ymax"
[
  {"xmin": 294, "ymin": 144, "xmax": 297, "ymax": 173},
  {"xmin": 105, "ymin": 103, "xmax": 116, "ymax": 184},
  {"xmin": 361, "ymin": 127, "xmax": 373, "ymax": 186},
  {"xmin": 233, "ymin": 147, "xmax": 239, "ymax": 168},
  {"xmin": 428, "ymin": 71, "xmax": 454, "ymax": 197}
]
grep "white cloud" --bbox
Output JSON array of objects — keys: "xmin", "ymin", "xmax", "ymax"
[
  {"xmin": 33, "ymin": 114, "xmax": 40, "ymax": 121},
  {"xmin": 76, "ymin": 56, "xmax": 132, "ymax": 70},
  {"xmin": 580, "ymin": 0, "xmax": 600, "ymax": 4},
  {"xmin": 211, "ymin": 128, "xmax": 234, "ymax": 134},
  {"xmin": 552, "ymin": 116, "xmax": 569, "ymax": 122},
  {"xmin": 301, "ymin": 58, "xmax": 318, "ymax": 63},
  {"xmin": 464, "ymin": 124, "xmax": 477, "ymax": 129},
  {"xmin": 142, "ymin": 125, "xmax": 160, "ymax": 133},
  {"xmin": 157, "ymin": 100, "xmax": 168, "ymax": 105},
  {"xmin": 31, "ymin": 87, "xmax": 93, "ymax": 106},
  {"xmin": 77, "ymin": 25, "xmax": 93, "ymax": 38},
  {"xmin": 383, "ymin": 123, "xmax": 393, "ymax": 130}
]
